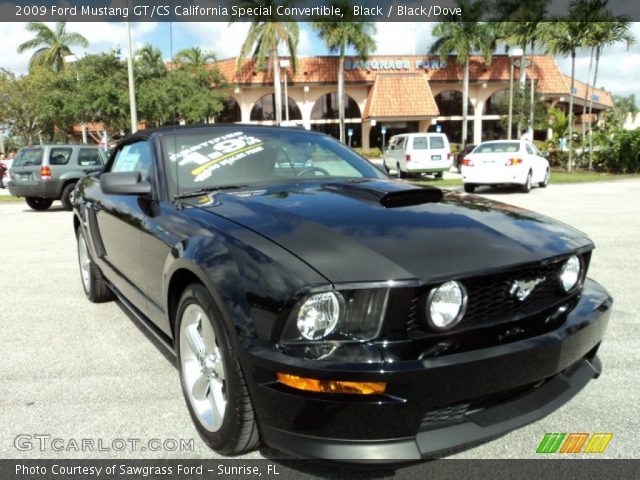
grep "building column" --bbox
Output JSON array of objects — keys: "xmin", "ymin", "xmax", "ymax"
[
  {"xmin": 362, "ymin": 120, "xmax": 372, "ymax": 150},
  {"xmin": 301, "ymin": 87, "xmax": 312, "ymax": 130},
  {"xmin": 473, "ymin": 99, "xmax": 484, "ymax": 145}
]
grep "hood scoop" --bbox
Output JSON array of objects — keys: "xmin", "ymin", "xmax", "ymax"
[{"xmin": 322, "ymin": 180, "xmax": 443, "ymax": 208}]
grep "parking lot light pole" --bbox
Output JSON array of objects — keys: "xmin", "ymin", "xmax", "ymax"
[{"xmin": 126, "ymin": 22, "xmax": 138, "ymax": 134}]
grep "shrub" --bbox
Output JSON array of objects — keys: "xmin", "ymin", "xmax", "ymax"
[
  {"xmin": 594, "ymin": 128, "xmax": 640, "ymax": 173},
  {"xmin": 354, "ymin": 147, "xmax": 382, "ymax": 158}
]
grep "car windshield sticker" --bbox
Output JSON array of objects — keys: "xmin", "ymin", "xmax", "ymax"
[{"xmin": 168, "ymin": 132, "xmax": 264, "ymax": 183}]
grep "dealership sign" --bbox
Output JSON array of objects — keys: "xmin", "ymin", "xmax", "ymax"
[{"xmin": 345, "ymin": 58, "xmax": 448, "ymax": 71}]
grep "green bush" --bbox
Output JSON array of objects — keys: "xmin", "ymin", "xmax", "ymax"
[
  {"xmin": 354, "ymin": 147, "xmax": 382, "ymax": 158},
  {"xmin": 593, "ymin": 128, "xmax": 640, "ymax": 173}
]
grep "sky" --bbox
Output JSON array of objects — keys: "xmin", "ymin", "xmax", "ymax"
[{"xmin": 1, "ymin": 21, "xmax": 639, "ymax": 101}]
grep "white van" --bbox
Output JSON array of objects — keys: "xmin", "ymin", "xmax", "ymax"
[{"xmin": 383, "ymin": 133, "xmax": 451, "ymax": 178}]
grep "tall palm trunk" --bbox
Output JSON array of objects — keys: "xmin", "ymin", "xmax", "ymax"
[
  {"xmin": 272, "ymin": 52, "xmax": 282, "ymax": 125},
  {"xmin": 567, "ymin": 50, "xmax": 576, "ymax": 172},
  {"xmin": 529, "ymin": 40, "xmax": 536, "ymax": 130},
  {"xmin": 462, "ymin": 58, "xmax": 469, "ymax": 146},
  {"xmin": 338, "ymin": 54, "xmax": 345, "ymax": 143},
  {"xmin": 588, "ymin": 46, "xmax": 601, "ymax": 170},
  {"xmin": 581, "ymin": 47, "xmax": 594, "ymax": 149}
]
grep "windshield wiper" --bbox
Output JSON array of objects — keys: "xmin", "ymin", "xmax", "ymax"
[{"xmin": 174, "ymin": 185, "xmax": 248, "ymax": 200}]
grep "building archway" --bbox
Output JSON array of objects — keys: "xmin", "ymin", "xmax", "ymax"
[
  {"xmin": 216, "ymin": 97, "xmax": 242, "ymax": 123},
  {"xmin": 434, "ymin": 90, "xmax": 474, "ymax": 116},
  {"xmin": 250, "ymin": 94, "xmax": 302, "ymax": 121},
  {"xmin": 484, "ymin": 88, "xmax": 510, "ymax": 115},
  {"xmin": 311, "ymin": 92, "xmax": 361, "ymax": 120},
  {"xmin": 310, "ymin": 93, "xmax": 362, "ymax": 146}
]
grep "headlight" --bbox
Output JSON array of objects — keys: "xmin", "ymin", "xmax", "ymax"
[
  {"xmin": 559, "ymin": 255, "xmax": 581, "ymax": 292},
  {"xmin": 426, "ymin": 281, "xmax": 467, "ymax": 331},
  {"xmin": 297, "ymin": 292, "xmax": 342, "ymax": 340}
]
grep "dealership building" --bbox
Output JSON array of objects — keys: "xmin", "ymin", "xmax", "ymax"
[{"xmin": 213, "ymin": 55, "xmax": 613, "ymax": 149}]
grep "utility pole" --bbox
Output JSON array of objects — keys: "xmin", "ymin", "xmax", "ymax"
[{"xmin": 126, "ymin": 22, "xmax": 138, "ymax": 133}]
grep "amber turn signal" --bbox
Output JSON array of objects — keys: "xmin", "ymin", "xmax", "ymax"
[{"xmin": 277, "ymin": 373, "xmax": 386, "ymax": 395}]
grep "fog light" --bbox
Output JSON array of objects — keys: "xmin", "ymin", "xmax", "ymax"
[
  {"xmin": 559, "ymin": 255, "xmax": 581, "ymax": 292},
  {"xmin": 426, "ymin": 281, "xmax": 467, "ymax": 331},
  {"xmin": 277, "ymin": 373, "xmax": 386, "ymax": 394}
]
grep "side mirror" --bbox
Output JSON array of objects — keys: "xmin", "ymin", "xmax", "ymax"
[{"xmin": 100, "ymin": 171, "xmax": 151, "ymax": 195}]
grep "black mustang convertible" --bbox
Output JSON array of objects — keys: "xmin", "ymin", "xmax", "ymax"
[{"xmin": 73, "ymin": 125, "xmax": 611, "ymax": 461}]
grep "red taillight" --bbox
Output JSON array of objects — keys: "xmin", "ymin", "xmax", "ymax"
[
  {"xmin": 506, "ymin": 158, "xmax": 523, "ymax": 166},
  {"xmin": 406, "ymin": 154, "xmax": 411, "ymax": 162},
  {"xmin": 447, "ymin": 152, "xmax": 452, "ymax": 161},
  {"xmin": 461, "ymin": 158, "xmax": 473, "ymax": 167},
  {"xmin": 40, "ymin": 166, "xmax": 51, "ymax": 178}
]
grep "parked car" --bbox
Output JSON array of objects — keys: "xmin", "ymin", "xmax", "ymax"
[
  {"xmin": 383, "ymin": 133, "xmax": 451, "ymax": 178},
  {"xmin": 8, "ymin": 144, "xmax": 107, "ymax": 210},
  {"xmin": 460, "ymin": 140, "xmax": 550, "ymax": 194},
  {"xmin": 73, "ymin": 125, "xmax": 611, "ymax": 461},
  {"xmin": 454, "ymin": 144, "xmax": 476, "ymax": 173}
]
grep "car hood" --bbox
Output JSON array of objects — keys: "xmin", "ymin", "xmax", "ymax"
[{"xmin": 189, "ymin": 179, "xmax": 593, "ymax": 284}]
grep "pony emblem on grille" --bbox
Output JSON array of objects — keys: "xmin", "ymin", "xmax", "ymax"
[{"xmin": 509, "ymin": 277, "xmax": 545, "ymax": 301}]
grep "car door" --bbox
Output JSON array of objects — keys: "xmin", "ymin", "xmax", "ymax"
[
  {"xmin": 90, "ymin": 140, "xmax": 153, "ymax": 311},
  {"xmin": 524, "ymin": 143, "xmax": 541, "ymax": 181}
]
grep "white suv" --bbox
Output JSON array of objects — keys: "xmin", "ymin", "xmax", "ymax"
[{"xmin": 383, "ymin": 133, "xmax": 451, "ymax": 178}]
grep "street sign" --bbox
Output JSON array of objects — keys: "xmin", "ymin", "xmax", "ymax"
[
  {"xmin": 347, "ymin": 128, "xmax": 353, "ymax": 136},
  {"xmin": 381, "ymin": 126, "xmax": 387, "ymax": 135},
  {"xmin": 436, "ymin": 125, "xmax": 442, "ymax": 133}
]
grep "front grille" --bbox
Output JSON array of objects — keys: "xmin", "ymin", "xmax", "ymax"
[
  {"xmin": 409, "ymin": 254, "xmax": 589, "ymax": 334},
  {"xmin": 462, "ymin": 260, "xmax": 567, "ymax": 327}
]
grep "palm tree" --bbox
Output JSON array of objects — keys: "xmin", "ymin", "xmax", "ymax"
[
  {"xmin": 135, "ymin": 44, "xmax": 166, "ymax": 79},
  {"xmin": 173, "ymin": 47, "xmax": 217, "ymax": 69},
  {"xmin": 17, "ymin": 22, "xmax": 89, "ymax": 72},
  {"xmin": 610, "ymin": 94, "xmax": 638, "ymax": 128},
  {"xmin": 430, "ymin": 0, "xmax": 495, "ymax": 146},
  {"xmin": 312, "ymin": 6, "xmax": 375, "ymax": 142},
  {"xmin": 495, "ymin": 1, "xmax": 550, "ymax": 130},
  {"xmin": 540, "ymin": 20, "xmax": 587, "ymax": 171},
  {"xmin": 234, "ymin": 0, "xmax": 299, "ymax": 125},
  {"xmin": 586, "ymin": 19, "xmax": 635, "ymax": 168}
]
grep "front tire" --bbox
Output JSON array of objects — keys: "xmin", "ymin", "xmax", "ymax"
[
  {"xmin": 60, "ymin": 183, "xmax": 76, "ymax": 211},
  {"xmin": 176, "ymin": 284, "xmax": 259, "ymax": 456},
  {"xmin": 76, "ymin": 228, "xmax": 114, "ymax": 303},
  {"xmin": 521, "ymin": 171, "xmax": 532, "ymax": 193},
  {"xmin": 25, "ymin": 197, "xmax": 53, "ymax": 211}
]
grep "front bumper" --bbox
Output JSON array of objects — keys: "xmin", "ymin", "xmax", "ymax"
[{"xmin": 246, "ymin": 279, "xmax": 612, "ymax": 461}]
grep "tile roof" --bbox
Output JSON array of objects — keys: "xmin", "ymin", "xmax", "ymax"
[
  {"xmin": 363, "ymin": 74, "xmax": 439, "ymax": 119},
  {"xmin": 216, "ymin": 55, "xmax": 611, "ymax": 107},
  {"xmin": 564, "ymin": 76, "xmax": 613, "ymax": 108}
]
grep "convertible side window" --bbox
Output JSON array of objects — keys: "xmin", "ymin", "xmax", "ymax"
[{"xmin": 110, "ymin": 141, "xmax": 152, "ymax": 180}]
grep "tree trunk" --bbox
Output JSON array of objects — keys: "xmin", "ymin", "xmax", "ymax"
[
  {"xmin": 588, "ymin": 47, "xmax": 600, "ymax": 171},
  {"xmin": 462, "ymin": 58, "xmax": 469, "ymax": 147},
  {"xmin": 529, "ymin": 41, "xmax": 536, "ymax": 131},
  {"xmin": 273, "ymin": 53, "xmax": 282, "ymax": 125},
  {"xmin": 581, "ymin": 47, "xmax": 594, "ymax": 150},
  {"xmin": 567, "ymin": 50, "xmax": 576, "ymax": 172},
  {"xmin": 338, "ymin": 55, "xmax": 345, "ymax": 143}
]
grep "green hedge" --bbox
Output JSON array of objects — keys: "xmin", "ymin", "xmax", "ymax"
[
  {"xmin": 594, "ymin": 128, "xmax": 640, "ymax": 173},
  {"xmin": 354, "ymin": 147, "xmax": 382, "ymax": 158}
]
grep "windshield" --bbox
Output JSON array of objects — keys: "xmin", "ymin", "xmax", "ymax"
[
  {"xmin": 474, "ymin": 142, "xmax": 521, "ymax": 154},
  {"xmin": 161, "ymin": 127, "xmax": 384, "ymax": 194}
]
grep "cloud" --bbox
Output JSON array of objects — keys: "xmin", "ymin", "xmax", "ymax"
[
  {"xmin": 175, "ymin": 22, "xmax": 250, "ymax": 60},
  {"xmin": 372, "ymin": 22, "xmax": 435, "ymax": 55}
]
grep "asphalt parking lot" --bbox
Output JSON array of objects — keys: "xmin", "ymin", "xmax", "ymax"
[{"xmin": 1, "ymin": 179, "xmax": 639, "ymax": 468}]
